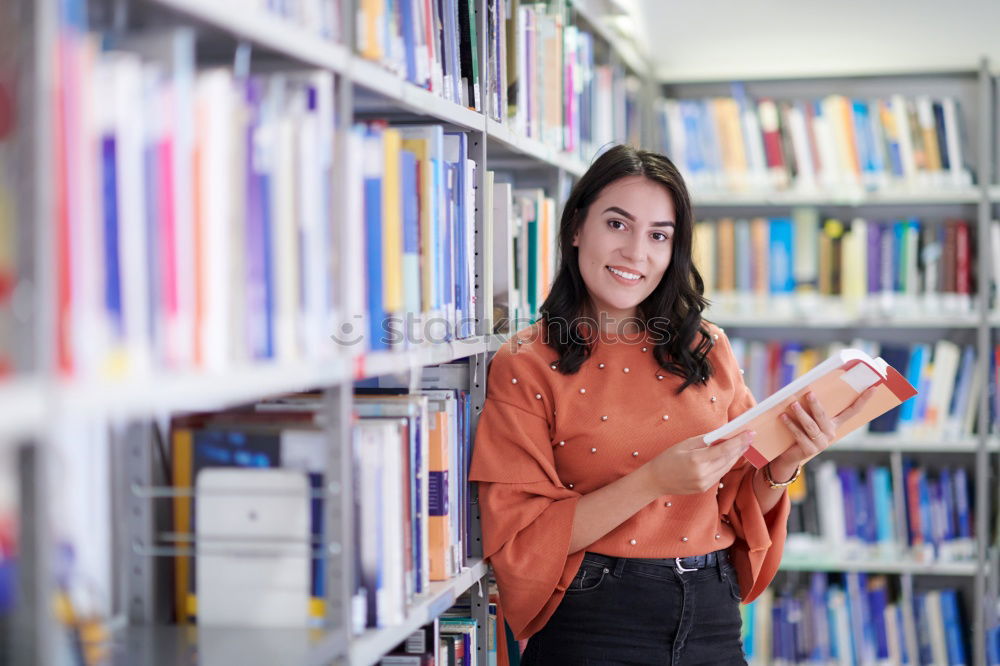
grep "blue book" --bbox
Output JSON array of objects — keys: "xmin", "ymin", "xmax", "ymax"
[
  {"xmin": 900, "ymin": 344, "xmax": 927, "ymax": 425},
  {"xmin": 101, "ymin": 135, "xmax": 124, "ymax": 339},
  {"xmin": 952, "ymin": 467, "xmax": 972, "ymax": 539},
  {"xmin": 839, "ymin": 467, "xmax": 860, "ymax": 541},
  {"xmin": 363, "ymin": 126, "xmax": 388, "ymax": 351},
  {"xmin": 768, "ymin": 218, "xmax": 795, "ymax": 295},
  {"xmin": 870, "ymin": 343, "xmax": 910, "ymax": 432},
  {"xmin": 852, "ymin": 99, "xmax": 877, "ymax": 186},
  {"xmin": 866, "ymin": 577, "xmax": 891, "ymax": 661},
  {"xmin": 400, "ymin": 149, "xmax": 421, "ymax": 317},
  {"xmin": 398, "ymin": 0, "xmax": 419, "ymax": 85},
  {"xmin": 939, "ymin": 589, "xmax": 968, "ymax": 665},
  {"xmin": 808, "ymin": 573, "xmax": 831, "ymax": 661},
  {"xmin": 870, "ymin": 466, "xmax": 895, "ymax": 546}
]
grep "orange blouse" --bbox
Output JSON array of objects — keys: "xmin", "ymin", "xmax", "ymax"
[{"xmin": 469, "ymin": 320, "xmax": 790, "ymax": 641}]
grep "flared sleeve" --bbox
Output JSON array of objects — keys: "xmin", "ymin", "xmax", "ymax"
[
  {"xmin": 469, "ymin": 345, "xmax": 584, "ymax": 640},
  {"xmin": 713, "ymin": 328, "xmax": 791, "ymax": 604}
]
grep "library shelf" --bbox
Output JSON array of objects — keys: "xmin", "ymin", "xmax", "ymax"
[
  {"xmin": 348, "ymin": 559, "xmax": 489, "ymax": 666},
  {"xmin": 707, "ymin": 313, "xmax": 982, "ymax": 329},
  {"xmin": 350, "ymin": 57, "xmax": 485, "ymax": 132},
  {"xmin": 105, "ymin": 565, "xmax": 490, "ymax": 666},
  {"xmin": 0, "ymin": 377, "xmax": 47, "ymax": 442},
  {"xmin": 148, "ymin": 0, "xmax": 350, "ymax": 73},
  {"xmin": 41, "ymin": 336, "xmax": 499, "ymax": 426},
  {"xmin": 109, "ymin": 624, "xmax": 329, "ymax": 666},
  {"xmin": 779, "ymin": 554, "xmax": 980, "ymax": 577},
  {"xmin": 486, "ymin": 119, "xmax": 588, "ymax": 178},
  {"xmin": 832, "ymin": 435, "xmax": 997, "ymax": 453},
  {"xmin": 693, "ymin": 188, "xmax": 983, "ymax": 207},
  {"xmin": 149, "ymin": 0, "xmax": 593, "ymax": 175}
]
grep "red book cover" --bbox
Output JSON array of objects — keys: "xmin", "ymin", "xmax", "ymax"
[{"xmin": 955, "ymin": 219, "xmax": 970, "ymax": 296}]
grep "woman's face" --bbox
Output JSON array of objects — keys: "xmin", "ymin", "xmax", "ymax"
[{"xmin": 572, "ymin": 175, "xmax": 676, "ymax": 326}]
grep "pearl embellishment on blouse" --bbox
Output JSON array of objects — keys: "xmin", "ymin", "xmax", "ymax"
[
  {"xmin": 710, "ymin": 396, "xmax": 717, "ymax": 403},
  {"xmin": 681, "ymin": 537, "xmax": 689, "ymax": 542},
  {"xmin": 579, "ymin": 388, "xmax": 586, "ymax": 394},
  {"xmin": 535, "ymin": 393, "xmax": 542, "ymax": 400},
  {"xmin": 598, "ymin": 363, "xmax": 605, "ymax": 369},
  {"xmin": 591, "ymin": 448, "xmax": 597, "ymax": 453},
  {"xmin": 657, "ymin": 375, "xmax": 664, "ymax": 380},
  {"xmin": 662, "ymin": 414, "xmax": 669, "ymax": 421},
  {"xmin": 632, "ymin": 451, "xmax": 639, "ymax": 457},
  {"xmin": 630, "ymin": 539, "xmax": 637, "ymax": 545},
  {"xmin": 568, "ymin": 483, "xmax": 574, "ymax": 489},
  {"xmin": 601, "ymin": 415, "xmax": 608, "ymax": 421},
  {"xmin": 511, "ymin": 378, "xmax": 518, "ymax": 384},
  {"xmin": 665, "ymin": 501, "xmax": 672, "ymax": 507},
  {"xmin": 715, "ymin": 534, "xmax": 721, "ymax": 539},
  {"xmin": 623, "ymin": 367, "xmax": 630, "ymax": 373},
  {"xmin": 641, "ymin": 347, "xmax": 647, "ymax": 352},
  {"xmin": 559, "ymin": 441, "xmax": 565, "ymax": 446}
]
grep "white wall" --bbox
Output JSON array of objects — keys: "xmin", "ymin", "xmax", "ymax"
[{"xmin": 638, "ymin": 0, "xmax": 1000, "ymax": 82}]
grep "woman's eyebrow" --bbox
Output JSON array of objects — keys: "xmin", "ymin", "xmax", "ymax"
[{"xmin": 603, "ymin": 206, "xmax": 674, "ymax": 227}]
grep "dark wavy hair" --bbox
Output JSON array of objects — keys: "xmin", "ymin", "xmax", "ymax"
[{"xmin": 538, "ymin": 144, "xmax": 714, "ymax": 392}]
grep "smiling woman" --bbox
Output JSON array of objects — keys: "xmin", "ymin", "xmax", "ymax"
[{"xmin": 469, "ymin": 145, "xmax": 863, "ymax": 666}]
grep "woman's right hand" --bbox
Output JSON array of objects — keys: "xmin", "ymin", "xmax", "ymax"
[{"xmin": 646, "ymin": 431, "xmax": 754, "ymax": 495}]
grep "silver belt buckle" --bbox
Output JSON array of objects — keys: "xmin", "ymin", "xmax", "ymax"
[{"xmin": 674, "ymin": 557, "xmax": 697, "ymax": 574}]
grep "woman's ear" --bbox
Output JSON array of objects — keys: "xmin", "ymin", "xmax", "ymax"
[{"xmin": 572, "ymin": 230, "xmax": 579, "ymax": 247}]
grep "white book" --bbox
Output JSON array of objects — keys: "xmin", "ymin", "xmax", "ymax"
[
  {"xmin": 194, "ymin": 68, "xmax": 235, "ymax": 372},
  {"xmin": 922, "ymin": 340, "xmax": 961, "ymax": 438},
  {"xmin": 816, "ymin": 461, "xmax": 849, "ymax": 552},
  {"xmin": 942, "ymin": 97, "xmax": 970, "ymax": 187},
  {"xmin": 492, "ymin": 181, "xmax": 514, "ymax": 333},
  {"xmin": 891, "ymin": 95, "xmax": 917, "ymax": 187},
  {"xmin": 269, "ymin": 77, "xmax": 300, "ymax": 362},
  {"xmin": 342, "ymin": 127, "xmax": 368, "ymax": 354},
  {"xmin": 740, "ymin": 100, "xmax": 769, "ymax": 192},
  {"xmin": 925, "ymin": 591, "xmax": 949, "ymax": 666}
]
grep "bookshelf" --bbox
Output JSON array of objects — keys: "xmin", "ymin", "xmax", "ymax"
[
  {"xmin": 657, "ymin": 63, "xmax": 996, "ymax": 663},
  {"xmin": 1, "ymin": 0, "xmax": 655, "ymax": 663}
]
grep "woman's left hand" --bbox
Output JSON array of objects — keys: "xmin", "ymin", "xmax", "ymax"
[{"xmin": 770, "ymin": 386, "xmax": 878, "ymax": 476}]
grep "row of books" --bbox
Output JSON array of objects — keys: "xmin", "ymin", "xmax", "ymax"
[
  {"xmin": 742, "ymin": 574, "xmax": 968, "ymax": 665},
  {"xmin": 52, "ymin": 25, "xmax": 345, "ymax": 375},
  {"xmin": 694, "ymin": 211, "xmax": 975, "ymax": 321},
  {"xmin": 488, "ymin": 180, "xmax": 557, "ymax": 334},
  {"xmin": 656, "ymin": 92, "xmax": 974, "ymax": 196},
  {"xmin": 729, "ymin": 338, "xmax": 983, "ymax": 441},
  {"xmin": 49, "ymin": 17, "xmax": 555, "ymax": 376},
  {"xmin": 168, "ymin": 364, "xmax": 475, "ymax": 630},
  {"xmin": 356, "ymin": 0, "xmax": 641, "ymax": 157},
  {"xmin": 351, "ymin": 122, "xmax": 478, "ymax": 350},
  {"xmin": 379, "ymin": 596, "xmax": 500, "ymax": 666},
  {"xmin": 784, "ymin": 461, "xmax": 975, "ymax": 564}
]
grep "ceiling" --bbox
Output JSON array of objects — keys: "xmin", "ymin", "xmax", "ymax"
[{"xmin": 634, "ymin": 0, "xmax": 1000, "ymax": 82}]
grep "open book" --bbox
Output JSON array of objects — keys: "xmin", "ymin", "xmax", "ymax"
[{"xmin": 702, "ymin": 349, "xmax": 918, "ymax": 468}]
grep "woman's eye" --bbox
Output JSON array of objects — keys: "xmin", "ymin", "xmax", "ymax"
[
  {"xmin": 651, "ymin": 232, "xmax": 671, "ymax": 242},
  {"xmin": 607, "ymin": 219, "xmax": 626, "ymax": 230}
]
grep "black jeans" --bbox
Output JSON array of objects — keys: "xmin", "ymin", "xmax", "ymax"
[{"xmin": 520, "ymin": 549, "xmax": 747, "ymax": 666}]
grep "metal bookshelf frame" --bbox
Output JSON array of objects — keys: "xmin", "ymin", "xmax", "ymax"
[{"xmin": 8, "ymin": 0, "xmax": 657, "ymax": 664}]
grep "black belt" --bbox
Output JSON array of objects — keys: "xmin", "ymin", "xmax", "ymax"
[{"xmin": 583, "ymin": 548, "xmax": 729, "ymax": 573}]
